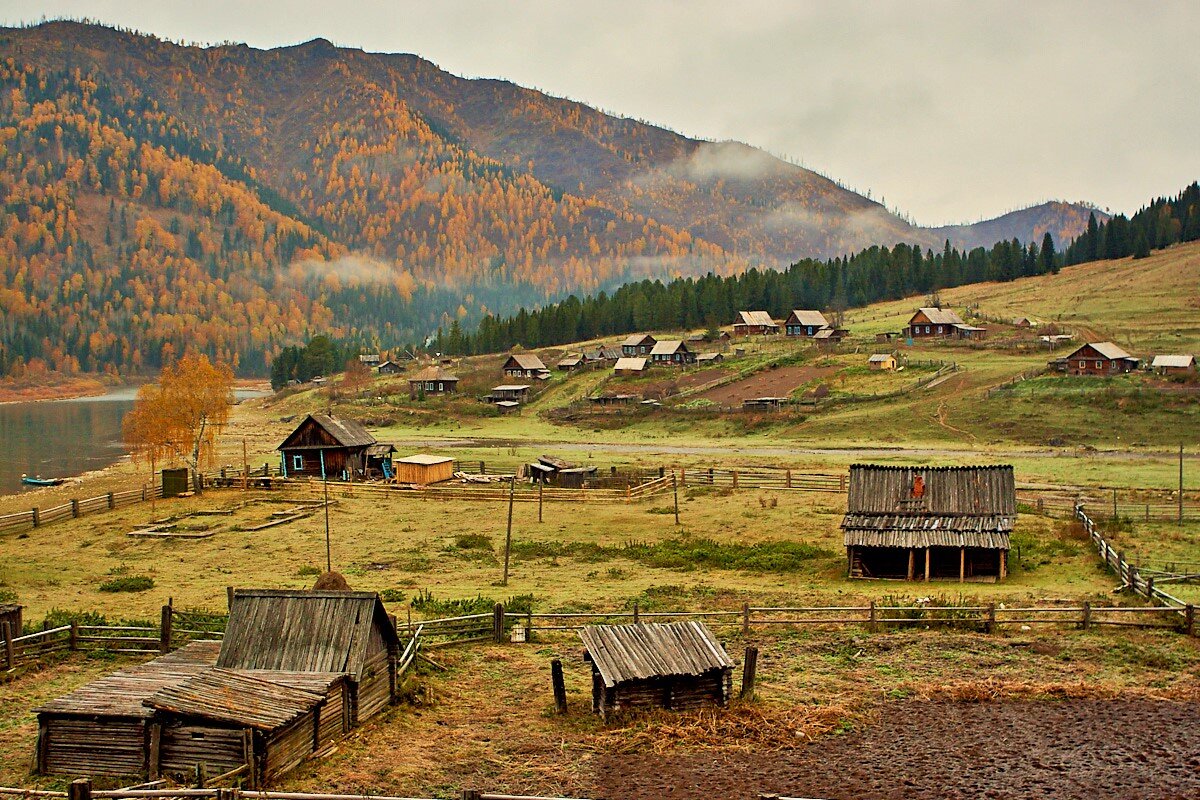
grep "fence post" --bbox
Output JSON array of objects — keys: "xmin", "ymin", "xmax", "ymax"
[
  {"xmin": 2, "ymin": 621, "xmax": 13, "ymax": 669},
  {"xmin": 71, "ymin": 498, "xmax": 80, "ymax": 518},
  {"xmin": 785, "ymin": 469, "xmax": 792, "ymax": 488},
  {"xmin": 69, "ymin": 621, "xmax": 78, "ymax": 651},
  {"xmin": 985, "ymin": 603, "xmax": 996, "ymax": 634},
  {"xmin": 741, "ymin": 646, "xmax": 758, "ymax": 699},
  {"xmin": 742, "ymin": 602, "xmax": 750, "ymax": 634},
  {"xmin": 1183, "ymin": 605, "xmax": 1196, "ymax": 637},
  {"xmin": 1146, "ymin": 577, "xmax": 1155, "ymax": 601},
  {"xmin": 868, "ymin": 601, "xmax": 877, "ymax": 633},
  {"xmin": 1081, "ymin": 601, "xmax": 1091, "ymax": 630},
  {"xmin": 31, "ymin": 507, "xmax": 39, "ymax": 528},
  {"xmin": 633, "ymin": 602, "xmax": 639, "ymax": 625},
  {"xmin": 107, "ymin": 492, "xmax": 115, "ymax": 510},
  {"xmin": 551, "ymin": 658, "xmax": 568, "ymax": 714},
  {"xmin": 68, "ymin": 778, "xmax": 92, "ymax": 800},
  {"xmin": 493, "ymin": 603, "xmax": 505, "ymax": 644},
  {"xmin": 732, "ymin": 471, "xmax": 739, "ymax": 490},
  {"xmin": 462, "ymin": 792, "xmax": 483, "ymax": 800},
  {"xmin": 160, "ymin": 604, "xmax": 173, "ymax": 654}
]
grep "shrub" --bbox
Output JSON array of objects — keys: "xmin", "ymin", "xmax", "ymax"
[
  {"xmin": 452, "ymin": 533, "xmax": 493, "ymax": 551},
  {"xmin": 410, "ymin": 589, "xmax": 534, "ymax": 616},
  {"xmin": 98, "ymin": 575, "xmax": 155, "ymax": 593},
  {"xmin": 380, "ymin": 588, "xmax": 406, "ymax": 603},
  {"xmin": 296, "ymin": 565, "xmax": 321, "ymax": 577}
]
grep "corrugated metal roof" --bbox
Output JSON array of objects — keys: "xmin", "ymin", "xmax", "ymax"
[
  {"xmin": 788, "ymin": 310, "xmax": 828, "ymax": 327},
  {"xmin": 218, "ymin": 590, "xmax": 399, "ymax": 680},
  {"xmin": 650, "ymin": 340, "xmax": 687, "ymax": 355},
  {"xmin": 492, "ymin": 384, "xmax": 531, "ymax": 391},
  {"xmin": 1070, "ymin": 341, "xmax": 1135, "ymax": 361},
  {"xmin": 505, "ymin": 354, "xmax": 547, "ymax": 370},
  {"xmin": 580, "ymin": 621, "xmax": 733, "ymax": 688},
  {"xmin": 914, "ymin": 307, "xmax": 966, "ymax": 325},
  {"xmin": 736, "ymin": 311, "xmax": 777, "ymax": 327},
  {"xmin": 144, "ymin": 667, "xmax": 325, "ymax": 731},
  {"xmin": 1152, "ymin": 354, "xmax": 1194, "ymax": 368},
  {"xmin": 869, "ymin": 354, "xmax": 894, "ymax": 362},
  {"xmin": 614, "ymin": 357, "xmax": 647, "ymax": 370},
  {"xmin": 409, "ymin": 365, "xmax": 459, "ymax": 382}
]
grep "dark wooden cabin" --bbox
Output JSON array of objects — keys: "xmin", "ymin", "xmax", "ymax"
[
  {"xmin": 842, "ymin": 465, "xmax": 1016, "ymax": 582},
  {"xmin": 785, "ymin": 309, "xmax": 829, "ymax": 337},
  {"xmin": 219, "ymin": 589, "xmax": 402, "ymax": 723},
  {"xmin": 1065, "ymin": 342, "xmax": 1139, "ymax": 375},
  {"xmin": 580, "ymin": 621, "xmax": 733, "ymax": 720},
  {"xmin": 621, "ymin": 334, "xmax": 657, "ymax": 357},
  {"xmin": 408, "ymin": 365, "xmax": 459, "ymax": 398},
  {"xmin": 277, "ymin": 414, "xmax": 378, "ymax": 480},
  {"xmin": 649, "ymin": 340, "xmax": 697, "ymax": 365},
  {"xmin": 503, "ymin": 354, "xmax": 549, "ymax": 379},
  {"xmin": 732, "ymin": 310, "xmax": 779, "ymax": 336}
]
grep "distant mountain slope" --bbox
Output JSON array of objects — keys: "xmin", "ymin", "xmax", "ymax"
[
  {"xmin": 929, "ymin": 201, "xmax": 1104, "ymax": 252},
  {"xmin": 0, "ymin": 21, "xmax": 1104, "ymax": 376}
]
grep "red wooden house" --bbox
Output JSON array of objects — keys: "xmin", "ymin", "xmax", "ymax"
[{"xmin": 1064, "ymin": 342, "xmax": 1139, "ymax": 375}]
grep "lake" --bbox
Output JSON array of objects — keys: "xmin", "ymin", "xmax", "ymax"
[{"xmin": 0, "ymin": 387, "xmax": 267, "ymax": 496}]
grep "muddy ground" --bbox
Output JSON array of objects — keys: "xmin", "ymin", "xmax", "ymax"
[
  {"xmin": 699, "ymin": 365, "xmax": 838, "ymax": 404},
  {"xmin": 592, "ymin": 699, "xmax": 1200, "ymax": 800}
]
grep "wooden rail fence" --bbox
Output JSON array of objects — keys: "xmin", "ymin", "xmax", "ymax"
[
  {"xmin": 1076, "ymin": 504, "xmax": 1193, "ymax": 614},
  {"xmin": 0, "ymin": 484, "xmax": 162, "ymax": 535}
]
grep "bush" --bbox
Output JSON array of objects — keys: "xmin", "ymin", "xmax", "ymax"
[
  {"xmin": 296, "ymin": 565, "xmax": 322, "ymax": 577},
  {"xmin": 410, "ymin": 589, "xmax": 534, "ymax": 616},
  {"xmin": 380, "ymin": 588, "xmax": 406, "ymax": 603},
  {"xmin": 98, "ymin": 575, "xmax": 155, "ymax": 593}
]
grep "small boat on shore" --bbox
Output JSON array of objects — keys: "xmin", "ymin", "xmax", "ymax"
[{"xmin": 21, "ymin": 474, "xmax": 65, "ymax": 487}]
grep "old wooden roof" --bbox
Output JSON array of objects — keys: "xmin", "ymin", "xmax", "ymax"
[
  {"xmin": 913, "ymin": 307, "xmax": 965, "ymax": 325},
  {"xmin": 788, "ymin": 310, "xmax": 828, "ymax": 327},
  {"xmin": 736, "ymin": 311, "xmax": 777, "ymax": 327},
  {"xmin": 37, "ymin": 640, "xmax": 222, "ymax": 718},
  {"xmin": 614, "ymin": 357, "xmax": 647, "ymax": 371},
  {"xmin": 278, "ymin": 414, "xmax": 376, "ymax": 451},
  {"xmin": 144, "ymin": 668, "xmax": 325, "ymax": 731},
  {"xmin": 505, "ymin": 354, "xmax": 547, "ymax": 370},
  {"xmin": 621, "ymin": 334, "xmax": 656, "ymax": 347},
  {"xmin": 409, "ymin": 365, "xmax": 459, "ymax": 382},
  {"xmin": 843, "ymin": 515, "xmax": 1013, "ymax": 549},
  {"xmin": 580, "ymin": 621, "xmax": 733, "ymax": 688},
  {"xmin": 650, "ymin": 340, "xmax": 688, "ymax": 356},
  {"xmin": 218, "ymin": 590, "xmax": 400, "ymax": 679},
  {"xmin": 1152, "ymin": 354, "xmax": 1195, "ymax": 368}
]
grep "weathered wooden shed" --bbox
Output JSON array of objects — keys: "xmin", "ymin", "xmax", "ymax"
[
  {"xmin": 277, "ymin": 414, "xmax": 376, "ymax": 480},
  {"xmin": 732, "ymin": 310, "xmax": 779, "ymax": 336},
  {"xmin": 393, "ymin": 454, "xmax": 455, "ymax": 485},
  {"xmin": 219, "ymin": 589, "xmax": 402, "ymax": 723},
  {"xmin": 580, "ymin": 621, "xmax": 733, "ymax": 720},
  {"xmin": 842, "ymin": 465, "xmax": 1016, "ymax": 582}
]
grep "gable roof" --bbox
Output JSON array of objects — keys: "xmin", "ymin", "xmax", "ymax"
[
  {"xmin": 621, "ymin": 333, "xmax": 656, "ymax": 347},
  {"xmin": 735, "ymin": 311, "xmax": 777, "ymax": 327},
  {"xmin": 913, "ymin": 307, "xmax": 965, "ymax": 326},
  {"xmin": 696, "ymin": 352, "xmax": 723, "ymax": 362},
  {"xmin": 409, "ymin": 365, "xmax": 459, "ymax": 382},
  {"xmin": 1152, "ymin": 354, "xmax": 1195, "ymax": 368},
  {"xmin": 1068, "ymin": 341, "xmax": 1135, "ymax": 361},
  {"xmin": 279, "ymin": 414, "xmax": 376, "ymax": 451},
  {"xmin": 144, "ymin": 667, "xmax": 326, "ymax": 731},
  {"xmin": 650, "ymin": 340, "xmax": 688, "ymax": 355},
  {"xmin": 787, "ymin": 310, "xmax": 828, "ymax": 327},
  {"xmin": 557, "ymin": 355, "xmax": 584, "ymax": 367},
  {"xmin": 580, "ymin": 621, "xmax": 733, "ymax": 688},
  {"xmin": 505, "ymin": 353, "xmax": 547, "ymax": 370},
  {"xmin": 614, "ymin": 357, "xmax": 648, "ymax": 371},
  {"xmin": 869, "ymin": 354, "xmax": 895, "ymax": 362},
  {"xmin": 218, "ymin": 590, "xmax": 400, "ymax": 680}
]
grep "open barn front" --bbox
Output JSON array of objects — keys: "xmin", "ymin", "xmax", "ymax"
[
  {"xmin": 850, "ymin": 545, "xmax": 912, "ymax": 579},
  {"xmin": 849, "ymin": 545, "xmax": 1007, "ymax": 581}
]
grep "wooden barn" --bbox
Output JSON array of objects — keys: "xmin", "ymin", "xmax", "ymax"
[
  {"xmin": 503, "ymin": 354, "xmax": 549, "ymax": 379},
  {"xmin": 408, "ymin": 365, "xmax": 459, "ymax": 398},
  {"xmin": 621, "ymin": 334, "xmax": 657, "ymax": 357},
  {"xmin": 732, "ymin": 310, "xmax": 779, "ymax": 336},
  {"xmin": 785, "ymin": 310, "xmax": 829, "ymax": 337},
  {"xmin": 696, "ymin": 352, "xmax": 724, "ymax": 365},
  {"xmin": 393, "ymin": 454, "xmax": 455, "ymax": 485},
  {"xmin": 556, "ymin": 354, "xmax": 587, "ymax": 371},
  {"xmin": 277, "ymin": 415, "xmax": 384, "ymax": 480},
  {"xmin": 487, "ymin": 384, "xmax": 531, "ymax": 403},
  {"xmin": 580, "ymin": 621, "xmax": 733, "ymax": 720},
  {"xmin": 650, "ymin": 340, "xmax": 697, "ymax": 366},
  {"xmin": 1151, "ymin": 354, "xmax": 1195, "ymax": 375},
  {"xmin": 1064, "ymin": 342, "xmax": 1139, "ymax": 375},
  {"xmin": 842, "ymin": 465, "xmax": 1016, "ymax": 582}
]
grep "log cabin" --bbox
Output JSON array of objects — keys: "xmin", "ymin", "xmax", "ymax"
[
  {"xmin": 649, "ymin": 340, "xmax": 697, "ymax": 366},
  {"xmin": 732, "ymin": 311, "xmax": 779, "ymax": 336},
  {"xmin": 621, "ymin": 334, "xmax": 657, "ymax": 357},
  {"xmin": 277, "ymin": 414, "xmax": 382, "ymax": 480},
  {"xmin": 784, "ymin": 310, "xmax": 829, "ymax": 337},
  {"xmin": 842, "ymin": 464, "xmax": 1015, "ymax": 582},
  {"xmin": 907, "ymin": 307, "xmax": 984, "ymax": 339},
  {"xmin": 502, "ymin": 354, "xmax": 549, "ymax": 379},
  {"xmin": 580, "ymin": 621, "xmax": 733, "ymax": 720},
  {"xmin": 407, "ymin": 365, "xmax": 459, "ymax": 398},
  {"xmin": 1064, "ymin": 342, "xmax": 1139, "ymax": 375}
]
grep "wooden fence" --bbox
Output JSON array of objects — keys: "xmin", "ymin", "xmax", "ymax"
[
  {"xmin": 288, "ymin": 474, "xmax": 677, "ymax": 505},
  {"xmin": 1075, "ymin": 504, "xmax": 1193, "ymax": 614},
  {"xmin": 1018, "ymin": 490, "xmax": 1199, "ymax": 523},
  {"xmin": 678, "ymin": 467, "xmax": 845, "ymax": 492},
  {"xmin": 0, "ymin": 484, "xmax": 162, "ymax": 535}
]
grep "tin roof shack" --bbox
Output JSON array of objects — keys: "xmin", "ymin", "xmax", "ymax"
[
  {"xmin": 1152, "ymin": 354, "xmax": 1196, "ymax": 375},
  {"xmin": 842, "ymin": 465, "xmax": 1015, "ymax": 582},
  {"xmin": 35, "ymin": 640, "xmax": 223, "ymax": 779},
  {"xmin": 733, "ymin": 310, "xmax": 779, "ymax": 336},
  {"xmin": 408, "ymin": 365, "xmax": 459, "ymax": 399},
  {"xmin": 621, "ymin": 334, "xmax": 657, "ymax": 357},
  {"xmin": 364, "ymin": 443, "xmax": 395, "ymax": 479},
  {"xmin": 277, "ymin": 414, "xmax": 377, "ymax": 480},
  {"xmin": 869, "ymin": 353, "xmax": 897, "ymax": 371},
  {"xmin": 219, "ymin": 590, "xmax": 402, "ymax": 724},
  {"xmin": 393, "ymin": 454, "xmax": 455, "ymax": 485},
  {"xmin": 580, "ymin": 622, "xmax": 733, "ymax": 721},
  {"xmin": 785, "ymin": 310, "xmax": 829, "ymax": 337},
  {"xmin": 650, "ymin": 340, "xmax": 697, "ymax": 366},
  {"xmin": 1064, "ymin": 342, "xmax": 1139, "ymax": 376},
  {"xmin": 503, "ymin": 353, "xmax": 550, "ymax": 379}
]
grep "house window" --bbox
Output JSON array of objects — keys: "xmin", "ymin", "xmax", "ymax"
[
  {"xmin": 292, "ymin": 454, "xmax": 304, "ymax": 470},
  {"xmin": 925, "ymin": 326, "xmax": 931, "ymax": 334},
  {"xmin": 437, "ymin": 382, "xmax": 444, "ymax": 391},
  {"xmin": 937, "ymin": 325, "xmax": 944, "ymax": 334},
  {"xmin": 1079, "ymin": 361, "xmax": 1086, "ymax": 369},
  {"xmin": 1096, "ymin": 361, "xmax": 1103, "ymax": 369}
]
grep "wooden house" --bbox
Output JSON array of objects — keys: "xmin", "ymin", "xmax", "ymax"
[
  {"xmin": 907, "ymin": 307, "xmax": 986, "ymax": 339},
  {"xmin": 587, "ymin": 345, "xmax": 622, "ymax": 363},
  {"xmin": 841, "ymin": 465, "xmax": 1015, "ymax": 582},
  {"xmin": 408, "ymin": 365, "xmax": 459, "ymax": 399},
  {"xmin": 614, "ymin": 357, "xmax": 648, "ymax": 376},
  {"xmin": 375, "ymin": 360, "xmax": 404, "ymax": 375},
  {"xmin": 869, "ymin": 353, "xmax": 897, "ymax": 371},
  {"xmin": 1152, "ymin": 354, "xmax": 1195, "ymax": 375},
  {"xmin": 277, "ymin": 414, "xmax": 380, "ymax": 480},
  {"xmin": 743, "ymin": 397, "xmax": 786, "ymax": 411},
  {"xmin": 503, "ymin": 354, "xmax": 549, "ymax": 379},
  {"xmin": 487, "ymin": 384, "xmax": 531, "ymax": 403},
  {"xmin": 732, "ymin": 311, "xmax": 779, "ymax": 336},
  {"xmin": 393, "ymin": 454, "xmax": 455, "ymax": 485},
  {"xmin": 358, "ymin": 354, "xmax": 381, "ymax": 366},
  {"xmin": 813, "ymin": 327, "xmax": 848, "ymax": 349},
  {"xmin": 785, "ymin": 310, "xmax": 829, "ymax": 337},
  {"xmin": 0, "ymin": 603, "xmax": 21, "ymax": 643},
  {"xmin": 1013, "ymin": 316, "xmax": 1035, "ymax": 328},
  {"xmin": 580, "ymin": 622, "xmax": 733, "ymax": 720},
  {"xmin": 621, "ymin": 334, "xmax": 657, "ymax": 357},
  {"xmin": 588, "ymin": 394, "xmax": 637, "ymax": 406},
  {"xmin": 556, "ymin": 354, "xmax": 587, "ymax": 371},
  {"xmin": 1064, "ymin": 342, "xmax": 1139, "ymax": 375},
  {"xmin": 650, "ymin": 340, "xmax": 696, "ymax": 366},
  {"xmin": 696, "ymin": 352, "xmax": 724, "ymax": 365}
]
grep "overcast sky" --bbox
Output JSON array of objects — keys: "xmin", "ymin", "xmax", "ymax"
[{"xmin": 3, "ymin": 0, "xmax": 1197, "ymax": 225}]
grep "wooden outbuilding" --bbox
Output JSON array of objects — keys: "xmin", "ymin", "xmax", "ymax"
[
  {"xmin": 621, "ymin": 334, "xmax": 657, "ymax": 357},
  {"xmin": 556, "ymin": 354, "xmax": 587, "ymax": 371},
  {"xmin": 408, "ymin": 365, "xmax": 459, "ymax": 398},
  {"xmin": 527, "ymin": 455, "xmax": 597, "ymax": 488},
  {"xmin": 696, "ymin": 352, "xmax": 724, "ymax": 365},
  {"xmin": 488, "ymin": 384, "xmax": 531, "ymax": 403},
  {"xmin": 588, "ymin": 393, "xmax": 638, "ymax": 406},
  {"xmin": 732, "ymin": 311, "xmax": 779, "ymax": 336},
  {"xmin": 393, "ymin": 454, "xmax": 455, "ymax": 485},
  {"xmin": 650, "ymin": 340, "xmax": 697, "ymax": 366},
  {"xmin": 580, "ymin": 621, "xmax": 733, "ymax": 720},
  {"xmin": 869, "ymin": 353, "xmax": 897, "ymax": 371},
  {"xmin": 277, "ymin": 414, "xmax": 379, "ymax": 480},
  {"xmin": 587, "ymin": 345, "xmax": 622, "ymax": 363},
  {"xmin": 1064, "ymin": 342, "xmax": 1139, "ymax": 375},
  {"xmin": 503, "ymin": 354, "xmax": 549, "ymax": 379},
  {"xmin": 842, "ymin": 465, "xmax": 1016, "ymax": 582},
  {"xmin": 1151, "ymin": 354, "xmax": 1196, "ymax": 375},
  {"xmin": 375, "ymin": 360, "xmax": 404, "ymax": 375},
  {"xmin": 614, "ymin": 357, "xmax": 648, "ymax": 376},
  {"xmin": 785, "ymin": 310, "xmax": 829, "ymax": 337}
]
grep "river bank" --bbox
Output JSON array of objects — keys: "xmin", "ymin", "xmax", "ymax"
[{"xmin": 0, "ymin": 375, "xmax": 112, "ymax": 405}]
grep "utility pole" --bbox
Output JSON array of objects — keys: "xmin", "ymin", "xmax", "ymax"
[
  {"xmin": 1181, "ymin": 443, "xmax": 1186, "ymax": 526},
  {"xmin": 502, "ymin": 476, "xmax": 515, "ymax": 586},
  {"xmin": 242, "ymin": 437, "xmax": 248, "ymax": 492},
  {"xmin": 673, "ymin": 471, "xmax": 681, "ymax": 526},
  {"xmin": 320, "ymin": 450, "xmax": 331, "ymax": 572}
]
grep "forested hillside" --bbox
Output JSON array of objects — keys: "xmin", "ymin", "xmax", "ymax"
[{"xmin": 0, "ymin": 21, "xmax": 1102, "ymax": 377}]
